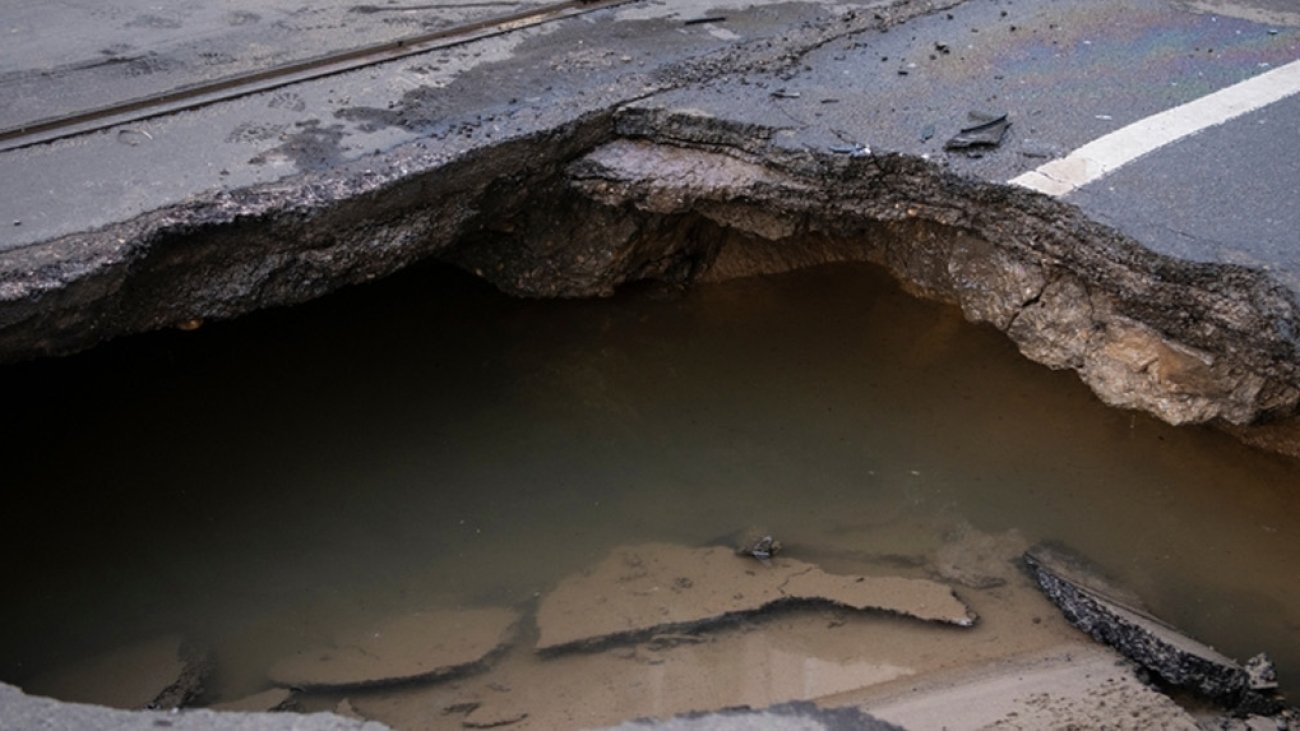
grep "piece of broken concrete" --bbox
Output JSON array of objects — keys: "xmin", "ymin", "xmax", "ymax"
[
  {"xmin": 24, "ymin": 634, "xmax": 210, "ymax": 710},
  {"xmin": 269, "ymin": 607, "xmax": 519, "ymax": 691},
  {"xmin": 535, "ymin": 543, "xmax": 974, "ymax": 652},
  {"xmin": 1024, "ymin": 544, "xmax": 1282, "ymax": 713}
]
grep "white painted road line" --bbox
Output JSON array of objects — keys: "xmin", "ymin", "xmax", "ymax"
[{"xmin": 1011, "ymin": 58, "xmax": 1300, "ymax": 197}]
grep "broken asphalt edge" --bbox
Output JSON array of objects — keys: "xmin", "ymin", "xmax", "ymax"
[
  {"xmin": 562, "ymin": 110, "xmax": 1300, "ymax": 442},
  {"xmin": 1023, "ymin": 545, "xmax": 1290, "ymax": 717},
  {"xmin": 0, "ymin": 0, "xmax": 957, "ymax": 359}
]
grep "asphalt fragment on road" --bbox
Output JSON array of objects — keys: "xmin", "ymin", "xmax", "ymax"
[{"xmin": 944, "ymin": 110, "xmax": 1011, "ymax": 151}]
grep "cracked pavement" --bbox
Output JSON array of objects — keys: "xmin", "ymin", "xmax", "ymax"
[{"xmin": 0, "ymin": 0, "xmax": 1297, "ymax": 369}]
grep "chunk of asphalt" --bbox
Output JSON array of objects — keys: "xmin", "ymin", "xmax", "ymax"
[
  {"xmin": 944, "ymin": 110, "xmax": 1011, "ymax": 150},
  {"xmin": 268, "ymin": 607, "xmax": 519, "ymax": 691},
  {"xmin": 1023, "ymin": 544, "xmax": 1283, "ymax": 714},
  {"xmin": 535, "ymin": 543, "xmax": 975, "ymax": 653}
]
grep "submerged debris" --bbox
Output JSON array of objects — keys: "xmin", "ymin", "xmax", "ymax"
[
  {"xmin": 269, "ymin": 607, "xmax": 519, "ymax": 690},
  {"xmin": 733, "ymin": 527, "xmax": 783, "ymax": 565},
  {"xmin": 535, "ymin": 543, "xmax": 975, "ymax": 652},
  {"xmin": 1024, "ymin": 544, "xmax": 1284, "ymax": 714},
  {"xmin": 944, "ymin": 111, "xmax": 1011, "ymax": 151},
  {"xmin": 1246, "ymin": 653, "xmax": 1280, "ymax": 691}
]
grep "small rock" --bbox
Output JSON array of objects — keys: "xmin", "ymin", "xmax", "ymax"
[
  {"xmin": 1245, "ymin": 653, "xmax": 1279, "ymax": 691},
  {"xmin": 733, "ymin": 526, "xmax": 783, "ymax": 565}
]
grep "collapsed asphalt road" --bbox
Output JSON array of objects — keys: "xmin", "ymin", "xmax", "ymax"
[{"xmin": 0, "ymin": 1, "xmax": 1297, "ymax": 445}]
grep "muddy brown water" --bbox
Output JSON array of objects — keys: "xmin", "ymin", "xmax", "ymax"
[{"xmin": 2, "ymin": 261, "xmax": 1299, "ymax": 715}]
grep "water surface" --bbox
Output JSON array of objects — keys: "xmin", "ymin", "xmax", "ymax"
[{"xmin": 2, "ymin": 261, "xmax": 1298, "ymax": 706}]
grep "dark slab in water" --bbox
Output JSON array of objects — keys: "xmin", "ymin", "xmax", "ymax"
[{"xmin": 1024, "ymin": 543, "xmax": 1282, "ymax": 713}]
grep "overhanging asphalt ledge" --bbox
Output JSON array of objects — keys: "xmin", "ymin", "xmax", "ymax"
[
  {"xmin": 2, "ymin": 0, "xmax": 1300, "ymax": 454},
  {"xmin": 0, "ymin": 0, "xmax": 948, "ymax": 353}
]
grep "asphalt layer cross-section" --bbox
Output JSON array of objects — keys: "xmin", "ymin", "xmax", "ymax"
[
  {"xmin": 621, "ymin": 0, "xmax": 1300, "ymax": 296},
  {"xmin": 0, "ymin": 0, "xmax": 1297, "ymax": 336},
  {"xmin": 1068, "ymin": 90, "xmax": 1300, "ymax": 295},
  {"xmin": 0, "ymin": 0, "xmax": 905, "ymax": 250}
]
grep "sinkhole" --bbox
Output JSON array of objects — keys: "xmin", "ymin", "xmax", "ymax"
[{"xmin": 2, "ymin": 257, "xmax": 1298, "ymax": 727}]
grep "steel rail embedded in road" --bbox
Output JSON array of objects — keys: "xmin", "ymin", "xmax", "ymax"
[{"xmin": 0, "ymin": 0, "xmax": 634, "ymax": 153}]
